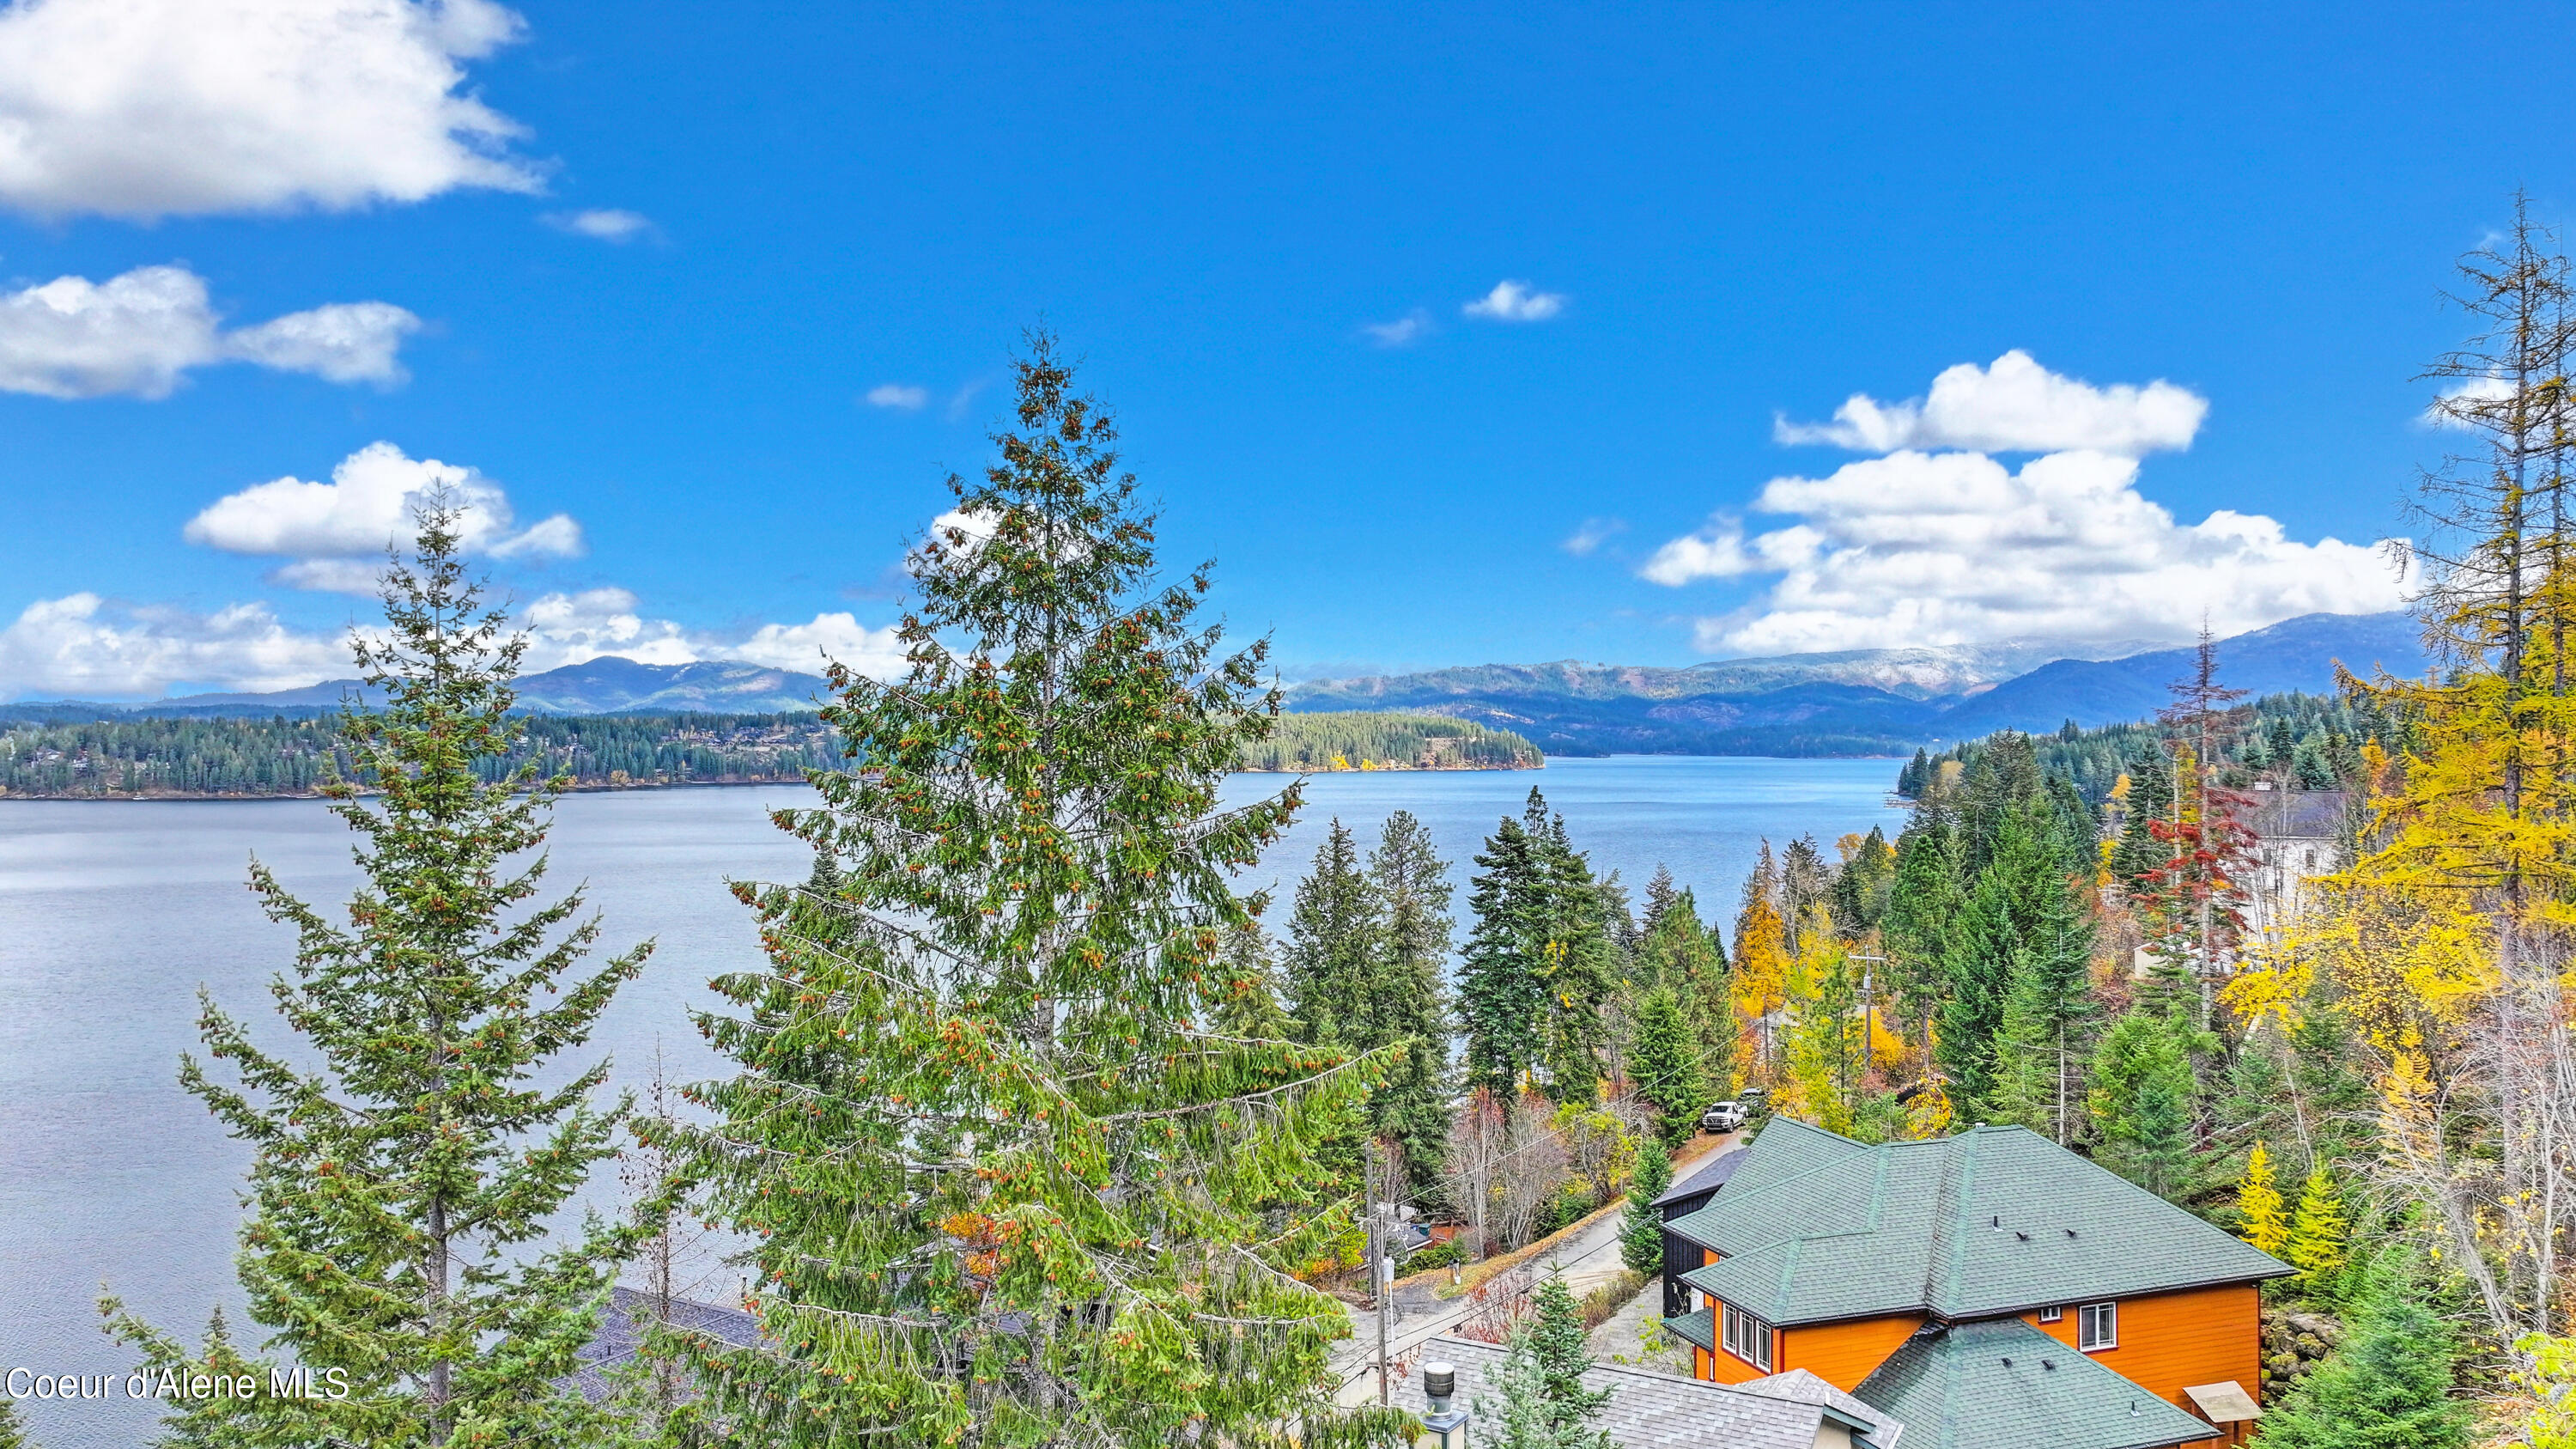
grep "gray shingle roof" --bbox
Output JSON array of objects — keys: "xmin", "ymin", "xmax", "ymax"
[
  {"xmin": 568, "ymin": 1287, "xmax": 766, "ymax": 1403},
  {"xmin": 1853, "ymin": 1318, "xmax": 2220, "ymax": 1449},
  {"xmin": 1652, "ymin": 1146, "xmax": 1748, "ymax": 1209},
  {"xmin": 1394, "ymin": 1335, "xmax": 1901, "ymax": 1449},
  {"xmin": 1668, "ymin": 1122, "xmax": 2290, "ymax": 1325}
]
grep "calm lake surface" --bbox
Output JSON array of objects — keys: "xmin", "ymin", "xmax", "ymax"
[{"xmin": 0, "ymin": 755, "xmax": 1903, "ymax": 1447}]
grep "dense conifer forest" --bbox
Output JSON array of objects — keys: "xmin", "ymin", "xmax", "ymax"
[{"xmin": 0, "ymin": 703, "xmax": 1540, "ymax": 798}]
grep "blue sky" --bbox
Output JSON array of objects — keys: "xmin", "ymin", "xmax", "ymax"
[{"xmin": 0, "ymin": 1, "xmax": 2563, "ymax": 698}]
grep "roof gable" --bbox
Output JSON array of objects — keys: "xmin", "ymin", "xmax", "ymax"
[
  {"xmin": 1668, "ymin": 1123, "xmax": 2289, "ymax": 1325},
  {"xmin": 1854, "ymin": 1318, "xmax": 2218, "ymax": 1449}
]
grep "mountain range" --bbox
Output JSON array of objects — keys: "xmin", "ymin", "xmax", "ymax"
[
  {"xmin": 3, "ymin": 612, "xmax": 2430, "ymax": 757},
  {"xmin": 1281, "ymin": 612, "xmax": 2430, "ymax": 756},
  {"xmin": 4, "ymin": 658, "xmax": 832, "ymax": 722}
]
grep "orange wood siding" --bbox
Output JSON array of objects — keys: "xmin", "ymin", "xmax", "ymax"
[
  {"xmin": 1700, "ymin": 1336, "xmax": 1768, "ymax": 1385},
  {"xmin": 1778, "ymin": 1314, "xmax": 1928, "ymax": 1392},
  {"xmin": 2022, "ymin": 1284, "xmax": 2263, "ymax": 1446}
]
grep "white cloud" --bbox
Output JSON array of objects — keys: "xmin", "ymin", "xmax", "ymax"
[
  {"xmin": 516, "ymin": 587, "xmax": 693, "ymax": 668},
  {"xmin": 184, "ymin": 441, "xmax": 580, "ymax": 587},
  {"xmin": 0, "ymin": 265, "xmax": 420, "ymax": 398},
  {"xmin": 1644, "ymin": 447, "xmax": 2403, "ymax": 654},
  {"xmin": 866, "ymin": 382, "xmax": 928, "ymax": 411},
  {"xmin": 2426, "ymin": 374, "xmax": 2514, "ymax": 429},
  {"xmin": 223, "ymin": 301, "xmax": 419, "ymax": 385},
  {"xmin": 1364, "ymin": 310, "xmax": 1431, "ymax": 347},
  {"xmin": 1461, "ymin": 280, "xmax": 1565, "ymax": 322},
  {"xmin": 269, "ymin": 557, "xmax": 389, "ymax": 594},
  {"xmin": 726, "ymin": 612, "xmax": 908, "ymax": 677},
  {"xmin": 1561, "ymin": 517, "xmax": 1625, "ymax": 557},
  {"xmin": 0, "ymin": 583, "xmax": 914, "ymax": 700},
  {"xmin": 1774, "ymin": 350, "xmax": 2208, "ymax": 456},
  {"xmin": 0, "ymin": 0, "xmax": 538, "ymax": 220},
  {"xmin": 543, "ymin": 208, "xmax": 653, "ymax": 242},
  {"xmin": 0, "ymin": 592, "xmax": 345, "ymax": 697}
]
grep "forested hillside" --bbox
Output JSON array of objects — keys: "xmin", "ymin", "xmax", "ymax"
[
  {"xmin": 0, "ymin": 712, "xmax": 846, "ymax": 797},
  {"xmin": 1237, "ymin": 711, "xmax": 1541, "ymax": 771},
  {"xmin": 0, "ymin": 707, "xmax": 1540, "ymax": 797},
  {"xmin": 1895, "ymin": 689, "xmax": 2404, "ymax": 803}
]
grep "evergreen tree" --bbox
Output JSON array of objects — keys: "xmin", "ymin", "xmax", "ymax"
[
  {"xmin": 1525, "ymin": 1275, "xmax": 1613, "ymax": 1435},
  {"xmin": 1937, "ymin": 803, "xmax": 2075, "ymax": 1114},
  {"xmin": 0, "ymin": 1397, "xmax": 23, "ymax": 1449},
  {"xmin": 1779, "ymin": 835, "xmax": 1832, "ymax": 947},
  {"xmin": 1476, "ymin": 1323, "xmax": 1613, "ymax": 1449},
  {"xmin": 2287, "ymin": 1167, "xmax": 2348, "ymax": 1288},
  {"xmin": 1899, "ymin": 747, "xmax": 1932, "ymax": 797},
  {"xmin": 2110, "ymin": 748, "xmax": 2175, "ymax": 892},
  {"xmin": 1641, "ymin": 865, "xmax": 1680, "ymax": 936},
  {"xmin": 668, "ymin": 340, "xmax": 1404, "ymax": 1447},
  {"xmin": 2088, "ymin": 1004, "xmax": 2201, "ymax": 1198},
  {"xmin": 1282, "ymin": 819, "xmax": 1384, "ymax": 1048},
  {"xmin": 2293, "ymin": 739, "xmax": 2337, "ymax": 789},
  {"xmin": 1630, "ymin": 987, "xmax": 1704, "ymax": 1147},
  {"xmin": 1367, "ymin": 810, "xmax": 1458, "ymax": 1195},
  {"xmin": 1980, "ymin": 907, "xmax": 2095, "ymax": 1143},
  {"xmin": 1213, "ymin": 918, "xmax": 1294, "ymax": 1039},
  {"xmin": 1461, "ymin": 815, "xmax": 1552, "ymax": 1094},
  {"xmin": 1828, "ymin": 826, "xmax": 1895, "ymax": 938},
  {"xmin": 1636, "ymin": 890, "xmax": 1730, "ymax": 1094},
  {"xmin": 1881, "ymin": 798, "xmax": 1963, "ymax": 1061},
  {"xmin": 2257, "ymin": 1275, "xmax": 2470, "ymax": 1449},
  {"xmin": 1620, "ymin": 1142, "xmax": 1673, "ymax": 1278},
  {"xmin": 106, "ymin": 505, "xmax": 647, "ymax": 1448},
  {"xmin": 2237, "ymin": 1142, "xmax": 2289, "ymax": 1258},
  {"xmin": 1529, "ymin": 796, "xmax": 1619, "ymax": 1099}
]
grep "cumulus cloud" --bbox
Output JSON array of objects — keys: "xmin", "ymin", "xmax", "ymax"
[
  {"xmin": 0, "ymin": 592, "xmax": 346, "ymax": 697},
  {"xmin": 1462, "ymin": 280, "xmax": 1565, "ymax": 322},
  {"xmin": 0, "ymin": 0, "xmax": 538, "ymax": 220},
  {"xmin": 865, "ymin": 383, "xmax": 928, "ymax": 411},
  {"xmin": 1364, "ymin": 310, "xmax": 1432, "ymax": 347},
  {"xmin": 727, "ymin": 612, "xmax": 908, "ymax": 677},
  {"xmin": 0, "ymin": 584, "xmax": 916, "ymax": 700},
  {"xmin": 1643, "ymin": 447, "xmax": 2403, "ymax": 654},
  {"xmin": 0, "ymin": 265, "xmax": 419, "ymax": 398},
  {"xmin": 543, "ymin": 208, "xmax": 653, "ymax": 242},
  {"xmin": 1773, "ymin": 350, "xmax": 2208, "ymax": 455},
  {"xmin": 223, "ymin": 301, "xmax": 421, "ymax": 385},
  {"xmin": 184, "ymin": 441, "xmax": 580, "ymax": 588}
]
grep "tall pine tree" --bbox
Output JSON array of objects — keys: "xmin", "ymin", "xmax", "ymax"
[
  {"xmin": 1630, "ymin": 986, "xmax": 1704, "ymax": 1147},
  {"xmin": 107, "ymin": 503, "xmax": 648, "ymax": 1448},
  {"xmin": 669, "ymin": 339, "xmax": 1404, "ymax": 1447},
  {"xmin": 1461, "ymin": 814, "xmax": 1552, "ymax": 1095},
  {"xmin": 1366, "ymin": 810, "xmax": 1457, "ymax": 1196}
]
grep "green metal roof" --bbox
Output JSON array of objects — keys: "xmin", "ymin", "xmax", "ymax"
[
  {"xmin": 1668, "ymin": 1121, "xmax": 2289, "ymax": 1326},
  {"xmin": 1854, "ymin": 1318, "xmax": 2221, "ymax": 1449}
]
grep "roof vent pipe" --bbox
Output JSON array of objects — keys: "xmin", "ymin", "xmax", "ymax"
[{"xmin": 1421, "ymin": 1361, "xmax": 1468, "ymax": 1449}]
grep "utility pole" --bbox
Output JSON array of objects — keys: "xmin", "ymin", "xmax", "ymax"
[{"xmin": 1844, "ymin": 955, "xmax": 1884, "ymax": 1111}]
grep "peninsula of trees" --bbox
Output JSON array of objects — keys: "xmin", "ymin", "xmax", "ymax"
[{"xmin": 0, "ymin": 707, "xmax": 1540, "ymax": 798}]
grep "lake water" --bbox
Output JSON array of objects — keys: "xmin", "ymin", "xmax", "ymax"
[{"xmin": 0, "ymin": 756, "xmax": 1903, "ymax": 1446}]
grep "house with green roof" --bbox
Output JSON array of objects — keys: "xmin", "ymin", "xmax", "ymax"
[{"xmin": 1660, "ymin": 1118, "xmax": 2290, "ymax": 1449}]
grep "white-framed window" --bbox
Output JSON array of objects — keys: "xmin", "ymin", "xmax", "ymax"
[
  {"xmin": 2078, "ymin": 1301, "xmax": 2117, "ymax": 1351},
  {"xmin": 1721, "ymin": 1302, "xmax": 1774, "ymax": 1372},
  {"xmin": 2037, "ymin": 1305, "xmax": 2063, "ymax": 1324}
]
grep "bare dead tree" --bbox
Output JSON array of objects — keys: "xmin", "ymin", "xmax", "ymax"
[{"xmin": 2369, "ymin": 192, "xmax": 2576, "ymax": 1346}]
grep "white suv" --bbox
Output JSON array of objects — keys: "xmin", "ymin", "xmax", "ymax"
[{"xmin": 1700, "ymin": 1100, "xmax": 1747, "ymax": 1134}]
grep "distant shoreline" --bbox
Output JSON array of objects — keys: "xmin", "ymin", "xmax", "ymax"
[{"xmin": 0, "ymin": 761, "xmax": 1553, "ymax": 802}]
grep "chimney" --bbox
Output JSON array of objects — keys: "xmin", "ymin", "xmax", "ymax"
[{"xmin": 1421, "ymin": 1361, "xmax": 1468, "ymax": 1448}]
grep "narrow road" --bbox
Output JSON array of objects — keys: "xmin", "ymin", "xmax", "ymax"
[{"xmin": 1332, "ymin": 1128, "xmax": 1741, "ymax": 1406}]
